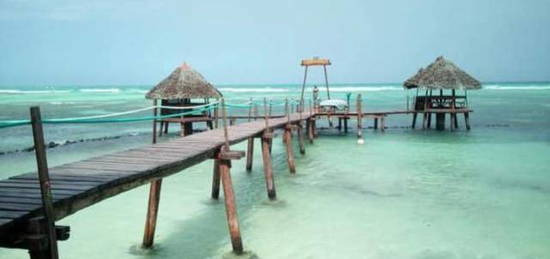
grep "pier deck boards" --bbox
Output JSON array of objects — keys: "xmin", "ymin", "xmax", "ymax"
[{"xmin": 0, "ymin": 113, "xmax": 310, "ymax": 248}]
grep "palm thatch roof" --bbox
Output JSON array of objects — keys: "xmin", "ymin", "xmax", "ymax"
[
  {"xmin": 404, "ymin": 56, "xmax": 481, "ymax": 90},
  {"xmin": 146, "ymin": 63, "xmax": 222, "ymax": 99}
]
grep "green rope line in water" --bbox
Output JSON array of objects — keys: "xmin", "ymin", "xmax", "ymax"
[
  {"xmin": 0, "ymin": 120, "xmax": 31, "ymax": 129},
  {"xmin": 44, "ymin": 106, "xmax": 214, "ymax": 124},
  {"xmin": 0, "ymin": 97, "xmax": 313, "ymax": 129}
]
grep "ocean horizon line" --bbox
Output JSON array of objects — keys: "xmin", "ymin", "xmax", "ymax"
[{"xmin": 1, "ymin": 80, "xmax": 550, "ymax": 89}]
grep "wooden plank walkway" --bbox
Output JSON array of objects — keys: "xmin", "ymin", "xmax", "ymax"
[{"xmin": 0, "ymin": 112, "xmax": 311, "ymax": 250}]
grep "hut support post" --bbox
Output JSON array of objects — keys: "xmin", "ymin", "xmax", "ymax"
[
  {"xmin": 449, "ymin": 113, "xmax": 455, "ymax": 131},
  {"xmin": 464, "ymin": 112, "xmax": 471, "ymax": 130},
  {"xmin": 29, "ymin": 107, "xmax": 59, "ymax": 259},
  {"xmin": 427, "ymin": 113, "xmax": 432, "ymax": 128},
  {"xmin": 152, "ymin": 100, "xmax": 158, "ymax": 143},
  {"xmin": 422, "ymin": 113, "xmax": 428, "ymax": 129},
  {"xmin": 411, "ymin": 112, "xmax": 418, "ymax": 129},
  {"xmin": 436, "ymin": 113, "xmax": 445, "ymax": 130},
  {"xmin": 142, "ymin": 179, "xmax": 162, "ymax": 248},
  {"xmin": 344, "ymin": 117, "xmax": 348, "ymax": 133}
]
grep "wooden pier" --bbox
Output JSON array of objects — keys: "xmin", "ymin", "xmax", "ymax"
[{"xmin": 0, "ymin": 107, "xmax": 313, "ymax": 258}]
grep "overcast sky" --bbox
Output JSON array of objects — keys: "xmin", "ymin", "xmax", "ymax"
[{"xmin": 0, "ymin": 0, "xmax": 549, "ymax": 86}]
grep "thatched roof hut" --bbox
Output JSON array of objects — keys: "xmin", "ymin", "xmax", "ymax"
[
  {"xmin": 404, "ymin": 56, "xmax": 481, "ymax": 90},
  {"xmin": 146, "ymin": 63, "xmax": 222, "ymax": 100}
]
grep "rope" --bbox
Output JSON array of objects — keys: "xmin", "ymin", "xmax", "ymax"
[
  {"xmin": 0, "ymin": 98, "xmax": 309, "ymax": 129},
  {"xmin": 44, "ymin": 106, "xmax": 212, "ymax": 124},
  {"xmin": 0, "ymin": 120, "xmax": 30, "ymax": 129}
]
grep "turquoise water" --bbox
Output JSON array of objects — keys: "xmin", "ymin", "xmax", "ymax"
[{"xmin": 1, "ymin": 83, "xmax": 550, "ymax": 258}]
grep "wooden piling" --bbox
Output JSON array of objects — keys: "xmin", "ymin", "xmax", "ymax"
[
  {"xmin": 297, "ymin": 123, "xmax": 305, "ymax": 155},
  {"xmin": 380, "ymin": 116, "xmax": 385, "ymax": 132},
  {"xmin": 374, "ymin": 117, "xmax": 379, "ymax": 130},
  {"xmin": 422, "ymin": 112, "xmax": 428, "ymax": 129},
  {"xmin": 219, "ymin": 99, "xmax": 244, "ymax": 254},
  {"xmin": 464, "ymin": 112, "xmax": 471, "ymax": 130},
  {"xmin": 245, "ymin": 99, "xmax": 254, "ymax": 171},
  {"xmin": 283, "ymin": 98, "xmax": 296, "ymax": 174},
  {"xmin": 449, "ymin": 113, "xmax": 455, "ymax": 131},
  {"xmin": 454, "ymin": 114, "xmax": 459, "ymax": 129},
  {"xmin": 308, "ymin": 119, "xmax": 314, "ymax": 143},
  {"xmin": 411, "ymin": 112, "xmax": 418, "ymax": 129},
  {"xmin": 436, "ymin": 113, "xmax": 445, "ymax": 130},
  {"xmin": 284, "ymin": 128, "xmax": 296, "ymax": 174},
  {"xmin": 356, "ymin": 94, "xmax": 363, "ymax": 141},
  {"xmin": 246, "ymin": 138, "xmax": 254, "ymax": 171},
  {"xmin": 211, "ymin": 158, "xmax": 221, "ymax": 199},
  {"xmin": 261, "ymin": 135, "xmax": 276, "ymax": 199},
  {"xmin": 152, "ymin": 100, "xmax": 158, "ymax": 144},
  {"xmin": 143, "ymin": 99, "xmax": 164, "ymax": 249},
  {"xmin": 344, "ymin": 117, "xmax": 348, "ymax": 133},
  {"xmin": 142, "ymin": 179, "xmax": 162, "ymax": 248},
  {"xmin": 219, "ymin": 158, "xmax": 243, "ymax": 254},
  {"xmin": 261, "ymin": 98, "xmax": 276, "ymax": 199},
  {"xmin": 30, "ymin": 107, "xmax": 59, "ymax": 259}
]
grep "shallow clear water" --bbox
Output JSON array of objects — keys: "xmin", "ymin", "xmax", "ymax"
[{"xmin": 1, "ymin": 83, "xmax": 549, "ymax": 258}]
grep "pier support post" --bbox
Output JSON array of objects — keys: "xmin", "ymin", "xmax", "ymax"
[
  {"xmin": 245, "ymin": 138, "xmax": 254, "ymax": 171},
  {"xmin": 142, "ymin": 179, "xmax": 162, "ymax": 248},
  {"xmin": 380, "ymin": 116, "xmax": 385, "ymax": 132},
  {"xmin": 211, "ymin": 158, "xmax": 221, "ymax": 199},
  {"xmin": 30, "ymin": 107, "xmax": 59, "ymax": 259},
  {"xmin": 307, "ymin": 119, "xmax": 314, "ymax": 143},
  {"xmin": 219, "ymin": 157, "xmax": 243, "ymax": 254},
  {"xmin": 218, "ymin": 98, "xmax": 245, "ymax": 254},
  {"xmin": 427, "ymin": 113, "xmax": 432, "ymax": 128},
  {"xmin": 356, "ymin": 94, "xmax": 364, "ymax": 142},
  {"xmin": 261, "ymin": 133, "xmax": 276, "ymax": 199},
  {"xmin": 374, "ymin": 117, "xmax": 378, "ymax": 130},
  {"xmin": 245, "ymin": 100, "xmax": 255, "ymax": 172},
  {"xmin": 261, "ymin": 98, "xmax": 276, "ymax": 199},
  {"xmin": 284, "ymin": 128, "xmax": 296, "ymax": 174},
  {"xmin": 297, "ymin": 123, "xmax": 305, "ymax": 155}
]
